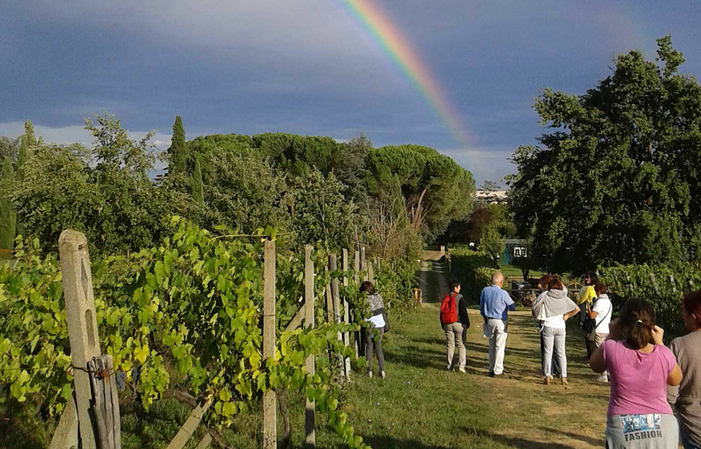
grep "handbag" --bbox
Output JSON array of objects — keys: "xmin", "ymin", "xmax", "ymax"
[
  {"xmin": 382, "ymin": 311, "xmax": 390, "ymax": 333},
  {"xmin": 582, "ymin": 300, "xmax": 611, "ymax": 335}
]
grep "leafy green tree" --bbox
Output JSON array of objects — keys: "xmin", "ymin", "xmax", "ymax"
[
  {"xmin": 480, "ymin": 222, "xmax": 505, "ymax": 268},
  {"xmin": 509, "ymin": 36, "xmax": 701, "ymax": 272},
  {"xmin": 0, "ymin": 158, "xmax": 16, "ymax": 252},
  {"xmin": 287, "ymin": 170, "xmax": 361, "ymax": 250},
  {"xmin": 0, "ymin": 136, "xmax": 20, "ymax": 162},
  {"xmin": 13, "ymin": 116, "xmax": 169, "ymax": 254},
  {"xmin": 190, "ymin": 156, "xmax": 204, "ymax": 206},
  {"xmin": 168, "ymin": 115, "xmax": 187, "ymax": 174},
  {"xmin": 199, "ymin": 149, "xmax": 291, "ymax": 235},
  {"xmin": 11, "ymin": 145, "xmax": 97, "ymax": 252},
  {"xmin": 365, "ymin": 144, "xmax": 474, "ymax": 238}
]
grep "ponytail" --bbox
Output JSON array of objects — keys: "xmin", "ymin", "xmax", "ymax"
[{"xmin": 619, "ymin": 299, "xmax": 655, "ymax": 350}]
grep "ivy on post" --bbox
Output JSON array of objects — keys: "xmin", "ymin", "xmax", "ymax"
[
  {"xmin": 263, "ymin": 240, "xmax": 276, "ymax": 449},
  {"xmin": 304, "ymin": 245, "xmax": 315, "ymax": 448},
  {"xmin": 58, "ymin": 230, "xmax": 101, "ymax": 449}
]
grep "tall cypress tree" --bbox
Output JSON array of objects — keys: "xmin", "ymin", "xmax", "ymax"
[
  {"xmin": 16, "ymin": 135, "xmax": 29, "ymax": 174},
  {"xmin": 0, "ymin": 157, "xmax": 16, "ymax": 253},
  {"xmin": 168, "ymin": 116, "xmax": 187, "ymax": 174},
  {"xmin": 24, "ymin": 120, "xmax": 36, "ymax": 152},
  {"xmin": 190, "ymin": 157, "xmax": 204, "ymax": 206}
]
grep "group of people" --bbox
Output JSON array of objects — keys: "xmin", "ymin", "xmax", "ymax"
[
  {"xmin": 362, "ymin": 268, "xmax": 701, "ymax": 448},
  {"xmin": 436, "ymin": 271, "xmax": 701, "ymax": 449}
]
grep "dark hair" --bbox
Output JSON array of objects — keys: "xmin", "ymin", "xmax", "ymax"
[
  {"xmin": 594, "ymin": 282, "xmax": 607, "ymax": 296},
  {"xmin": 619, "ymin": 299, "xmax": 655, "ymax": 350},
  {"xmin": 548, "ymin": 278, "xmax": 564, "ymax": 290},
  {"xmin": 584, "ymin": 271, "xmax": 598, "ymax": 285},
  {"xmin": 360, "ymin": 281, "xmax": 375, "ymax": 294},
  {"xmin": 449, "ymin": 280, "xmax": 461, "ymax": 291},
  {"xmin": 683, "ymin": 290, "xmax": 701, "ymax": 328}
]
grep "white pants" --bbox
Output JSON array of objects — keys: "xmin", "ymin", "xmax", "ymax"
[{"xmin": 487, "ymin": 318, "xmax": 508, "ymax": 375}]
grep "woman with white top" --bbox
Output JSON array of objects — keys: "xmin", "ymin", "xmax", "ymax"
[
  {"xmin": 360, "ymin": 281, "xmax": 386, "ymax": 379},
  {"xmin": 586, "ymin": 282, "xmax": 613, "ymax": 382},
  {"xmin": 535, "ymin": 278, "xmax": 580, "ymax": 385}
]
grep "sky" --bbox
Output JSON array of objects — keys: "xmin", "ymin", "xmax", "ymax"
[{"xmin": 1, "ymin": 1, "xmax": 700, "ymax": 184}]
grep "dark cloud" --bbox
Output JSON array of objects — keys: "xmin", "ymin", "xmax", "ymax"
[{"xmin": 2, "ymin": 0, "xmax": 700, "ymax": 183}]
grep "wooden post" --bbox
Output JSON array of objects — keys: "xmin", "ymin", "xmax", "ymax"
[
  {"xmin": 342, "ymin": 249, "xmax": 351, "ymax": 379},
  {"xmin": 59, "ymin": 230, "xmax": 101, "ymax": 449},
  {"xmin": 360, "ymin": 247, "xmax": 367, "ymax": 281},
  {"xmin": 368, "ymin": 261, "xmax": 374, "ymax": 283},
  {"xmin": 166, "ymin": 398, "xmax": 213, "ymax": 449},
  {"xmin": 325, "ymin": 264, "xmax": 333, "ymax": 324},
  {"xmin": 263, "ymin": 240, "xmax": 276, "ymax": 449},
  {"xmin": 304, "ymin": 246, "xmax": 315, "ymax": 447},
  {"xmin": 353, "ymin": 250, "xmax": 360, "ymax": 359},
  {"xmin": 330, "ymin": 254, "xmax": 344, "ymax": 379}
]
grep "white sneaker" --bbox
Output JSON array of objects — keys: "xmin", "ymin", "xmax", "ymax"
[
  {"xmin": 447, "ymin": 364, "xmax": 453, "ymax": 371},
  {"xmin": 380, "ymin": 371, "xmax": 386, "ymax": 379},
  {"xmin": 458, "ymin": 367, "xmax": 466, "ymax": 374},
  {"xmin": 597, "ymin": 374, "xmax": 609, "ymax": 383},
  {"xmin": 368, "ymin": 371, "xmax": 373, "ymax": 378}
]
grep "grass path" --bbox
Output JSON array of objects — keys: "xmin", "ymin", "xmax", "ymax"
[
  {"xmin": 307, "ymin": 255, "xmax": 612, "ymax": 449},
  {"xmin": 329, "ymin": 306, "xmax": 610, "ymax": 448}
]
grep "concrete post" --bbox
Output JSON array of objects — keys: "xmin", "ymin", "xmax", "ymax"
[
  {"xmin": 263, "ymin": 240, "xmax": 276, "ymax": 449},
  {"xmin": 59, "ymin": 230, "xmax": 101, "ymax": 449},
  {"xmin": 342, "ymin": 249, "xmax": 351, "ymax": 379},
  {"xmin": 304, "ymin": 246, "xmax": 315, "ymax": 447}
]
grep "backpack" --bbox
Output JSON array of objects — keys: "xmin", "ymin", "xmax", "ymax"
[{"xmin": 440, "ymin": 292, "xmax": 459, "ymax": 325}]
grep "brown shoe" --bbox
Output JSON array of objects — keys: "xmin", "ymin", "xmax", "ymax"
[
  {"xmin": 544, "ymin": 376, "xmax": 550, "ymax": 385},
  {"xmin": 562, "ymin": 377, "xmax": 568, "ymax": 386}
]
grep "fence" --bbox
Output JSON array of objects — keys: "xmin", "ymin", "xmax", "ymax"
[{"xmin": 48, "ymin": 230, "xmax": 373, "ymax": 448}]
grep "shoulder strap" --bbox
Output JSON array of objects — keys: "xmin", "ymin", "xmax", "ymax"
[{"xmin": 593, "ymin": 299, "xmax": 612, "ymax": 330}]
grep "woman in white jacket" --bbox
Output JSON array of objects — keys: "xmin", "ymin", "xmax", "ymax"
[{"xmin": 533, "ymin": 278, "xmax": 580, "ymax": 385}]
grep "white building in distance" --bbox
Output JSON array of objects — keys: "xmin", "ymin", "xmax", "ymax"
[{"xmin": 474, "ymin": 189, "xmax": 508, "ymax": 204}]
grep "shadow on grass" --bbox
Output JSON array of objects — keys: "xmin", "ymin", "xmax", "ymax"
[
  {"xmin": 462, "ymin": 427, "xmax": 589, "ymax": 449},
  {"xmin": 537, "ymin": 427, "xmax": 603, "ymax": 446},
  {"xmin": 384, "ymin": 347, "xmax": 445, "ymax": 370},
  {"xmin": 361, "ymin": 435, "xmax": 453, "ymax": 449},
  {"xmin": 0, "ymin": 398, "xmax": 52, "ymax": 449}
]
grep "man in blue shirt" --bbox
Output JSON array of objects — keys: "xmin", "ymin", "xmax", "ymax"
[{"xmin": 479, "ymin": 271, "xmax": 515, "ymax": 377}]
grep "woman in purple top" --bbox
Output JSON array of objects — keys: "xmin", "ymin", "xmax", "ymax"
[{"xmin": 589, "ymin": 298, "xmax": 682, "ymax": 448}]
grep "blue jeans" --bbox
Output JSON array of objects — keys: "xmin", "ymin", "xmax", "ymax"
[{"xmin": 681, "ymin": 427, "xmax": 701, "ymax": 449}]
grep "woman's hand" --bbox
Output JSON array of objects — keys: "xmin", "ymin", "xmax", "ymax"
[
  {"xmin": 607, "ymin": 319, "xmax": 622, "ymax": 340},
  {"xmin": 651, "ymin": 325, "xmax": 665, "ymax": 346}
]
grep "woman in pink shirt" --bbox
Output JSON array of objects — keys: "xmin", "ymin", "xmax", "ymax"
[{"xmin": 589, "ymin": 299, "xmax": 682, "ymax": 448}]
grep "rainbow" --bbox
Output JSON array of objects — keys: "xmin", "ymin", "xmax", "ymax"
[{"xmin": 336, "ymin": 0, "xmax": 469, "ymax": 147}]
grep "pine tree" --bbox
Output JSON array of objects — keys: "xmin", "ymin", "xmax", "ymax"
[
  {"xmin": 0, "ymin": 157, "xmax": 16, "ymax": 252},
  {"xmin": 190, "ymin": 157, "xmax": 204, "ymax": 206},
  {"xmin": 168, "ymin": 116, "xmax": 187, "ymax": 174}
]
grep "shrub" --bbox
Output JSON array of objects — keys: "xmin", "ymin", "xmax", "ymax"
[
  {"xmin": 598, "ymin": 263, "xmax": 701, "ymax": 338},
  {"xmin": 449, "ymin": 246, "xmax": 506, "ymax": 303}
]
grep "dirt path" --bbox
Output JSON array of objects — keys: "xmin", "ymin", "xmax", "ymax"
[{"xmin": 418, "ymin": 250, "xmax": 449, "ymax": 303}]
